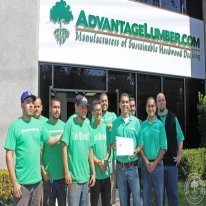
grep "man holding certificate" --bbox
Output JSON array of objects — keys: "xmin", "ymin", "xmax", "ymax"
[{"xmin": 111, "ymin": 93, "xmax": 142, "ymax": 206}]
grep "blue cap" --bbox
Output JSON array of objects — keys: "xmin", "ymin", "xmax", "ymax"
[{"xmin": 21, "ymin": 91, "xmax": 36, "ymax": 103}]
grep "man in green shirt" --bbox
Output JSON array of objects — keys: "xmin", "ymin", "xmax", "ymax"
[
  {"xmin": 41, "ymin": 98, "xmax": 66, "ymax": 206},
  {"xmin": 140, "ymin": 97, "xmax": 167, "ymax": 206},
  {"xmin": 156, "ymin": 92, "xmax": 184, "ymax": 206},
  {"xmin": 33, "ymin": 96, "xmax": 48, "ymax": 123},
  {"xmin": 99, "ymin": 93, "xmax": 117, "ymax": 205},
  {"xmin": 90, "ymin": 100, "xmax": 111, "ymax": 206},
  {"xmin": 62, "ymin": 95, "xmax": 96, "ymax": 206},
  {"xmin": 4, "ymin": 91, "xmax": 62, "ymax": 206},
  {"xmin": 111, "ymin": 93, "xmax": 142, "ymax": 206}
]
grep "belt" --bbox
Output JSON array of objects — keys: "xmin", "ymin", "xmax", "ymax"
[
  {"xmin": 149, "ymin": 159, "xmax": 156, "ymax": 162},
  {"xmin": 117, "ymin": 160, "xmax": 137, "ymax": 168}
]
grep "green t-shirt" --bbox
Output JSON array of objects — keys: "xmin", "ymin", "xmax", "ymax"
[
  {"xmin": 91, "ymin": 122, "xmax": 110, "ymax": 180},
  {"xmin": 157, "ymin": 109, "xmax": 184, "ymax": 142},
  {"xmin": 67, "ymin": 113, "xmax": 90, "ymax": 125},
  {"xmin": 111, "ymin": 115, "xmax": 141, "ymax": 163},
  {"xmin": 4, "ymin": 117, "xmax": 50, "ymax": 185},
  {"xmin": 139, "ymin": 117, "xmax": 167, "ymax": 160},
  {"xmin": 102, "ymin": 111, "xmax": 117, "ymax": 125},
  {"xmin": 34, "ymin": 115, "xmax": 48, "ymax": 124},
  {"xmin": 99, "ymin": 111, "xmax": 117, "ymax": 162},
  {"xmin": 61, "ymin": 118, "xmax": 94, "ymax": 183},
  {"xmin": 42, "ymin": 119, "xmax": 65, "ymax": 180}
]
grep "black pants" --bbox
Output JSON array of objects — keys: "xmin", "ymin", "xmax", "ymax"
[
  {"xmin": 90, "ymin": 177, "xmax": 111, "ymax": 206},
  {"xmin": 43, "ymin": 178, "xmax": 66, "ymax": 206}
]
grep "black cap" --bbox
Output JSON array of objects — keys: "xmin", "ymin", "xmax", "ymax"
[{"xmin": 75, "ymin": 95, "xmax": 89, "ymax": 106}]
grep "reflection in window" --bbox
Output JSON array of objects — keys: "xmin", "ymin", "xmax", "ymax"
[
  {"xmin": 108, "ymin": 71, "xmax": 135, "ymax": 95},
  {"xmin": 163, "ymin": 77, "xmax": 184, "ymax": 132},
  {"xmin": 54, "ymin": 66, "xmax": 106, "ymax": 91},
  {"xmin": 137, "ymin": 74, "xmax": 161, "ymax": 121},
  {"xmin": 39, "ymin": 64, "xmax": 52, "ymax": 118},
  {"xmin": 160, "ymin": 0, "xmax": 181, "ymax": 12},
  {"xmin": 185, "ymin": 79, "xmax": 205, "ymax": 148}
]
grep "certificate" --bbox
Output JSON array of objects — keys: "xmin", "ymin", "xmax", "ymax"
[{"xmin": 116, "ymin": 136, "xmax": 134, "ymax": 156}]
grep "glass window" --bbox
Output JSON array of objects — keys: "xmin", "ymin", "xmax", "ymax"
[
  {"xmin": 163, "ymin": 77, "xmax": 184, "ymax": 132},
  {"xmin": 39, "ymin": 64, "xmax": 52, "ymax": 117},
  {"xmin": 185, "ymin": 79, "xmax": 205, "ymax": 148},
  {"xmin": 137, "ymin": 74, "xmax": 161, "ymax": 121},
  {"xmin": 54, "ymin": 66, "xmax": 106, "ymax": 91},
  {"xmin": 160, "ymin": 0, "xmax": 181, "ymax": 12},
  {"xmin": 144, "ymin": 0, "xmax": 159, "ymax": 6},
  {"xmin": 108, "ymin": 71, "xmax": 136, "ymax": 115}
]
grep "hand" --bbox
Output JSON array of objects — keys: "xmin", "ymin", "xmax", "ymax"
[
  {"xmin": 107, "ymin": 124, "xmax": 113, "ymax": 131},
  {"xmin": 173, "ymin": 153, "xmax": 182, "ymax": 166},
  {"xmin": 13, "ymin": 182, "xmax": 22, "ymax": 198},
  {"xmin": 90, "ymin": 174, "xmax": 96, "ymax": 187},
  {"xmin": 147, "ymin": 162, "xmax": 157, "ymax": 174},
  {"xmin": 111, "ymin": 142, "xmax": 116, "ymax": 151},
  {"xmin": 42, "ymin": 170, "xmax": 50, "ymax": 181},
  {"xmin": 64, "ymin": 171, "xmax": 72, "ymax": 185},
  {"xmin": 99, "ymin": 160, "xmax": 106, "ymax": 174}
]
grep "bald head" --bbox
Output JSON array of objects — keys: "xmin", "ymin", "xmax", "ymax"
[
  {"xmin": 156, "ymin": 93, "xmax": 166, "ymax": 113},
  {"xmin": 33, "ymin": 97, "xmax": 43, "ymax": 119}
]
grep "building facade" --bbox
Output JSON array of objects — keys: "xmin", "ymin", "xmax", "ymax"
[{"xmin": 0, "ymin": 0, "xmax": 205, "ymax": 168}]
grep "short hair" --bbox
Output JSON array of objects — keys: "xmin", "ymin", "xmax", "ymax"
[
  {"xmin": 146, "ymin": 96, "xmax": 156, "ymax": 106},
  {"xmin": 120, "ymin": 93, "xmax": 129, "ymax": 100},
  {"xmin": 92, "ymin": 100, "xmax": 102, "ymax": 111},
  {"xmin": 129, "ymin": 97, "xmax": 135, "ymax": 102},
  {"xmin": 99, "ymin": 93, "xmax": 108, "ymax": 100},
  {"xmin": 50, "ymin": 97, "xmax": 61, "ymax": 106}
]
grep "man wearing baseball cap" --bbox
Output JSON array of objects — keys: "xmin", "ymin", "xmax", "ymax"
[
  {"xmin": 62, "ymin": 95, "xmax": 96, "ymax": 206},
  {"xmin": 4, "ymin": 91, "xmax": 63, "ymax": 206}
]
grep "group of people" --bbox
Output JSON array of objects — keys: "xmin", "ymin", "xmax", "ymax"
[{"xmin": 4, "ymin": 90, "xmax": 184, "ymax": 206}]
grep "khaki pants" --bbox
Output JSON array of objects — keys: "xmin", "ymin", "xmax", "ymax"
[{"xmin": 13, "ymin": 181, "xmax": 43, "ymax": 206}]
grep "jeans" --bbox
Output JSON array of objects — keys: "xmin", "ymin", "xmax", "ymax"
[
  {"xmin": 68, "ymin": 181, "xmax": 89, "ymax": 206},
  {"xmin": 164, "ymin": 166, "xmax": 178, "ymax": 206},
  {"xmin": 90, "ymin": 177, "xmax": 111, "ymax": 206},
  {"xmin": 116, "ymin": 164, "xmax": 141, "ymax": 206},
  {"xmin": 141, "ymin": 160, "xmax": 164, "ymax": 206},
  {"xmin": 13, "ymin": 181, "xmax": 43, "ymax": 206}
]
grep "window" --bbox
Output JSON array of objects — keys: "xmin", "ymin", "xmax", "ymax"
[
  {"xmin": 185, "ymin": 79, "xmax": 205, "ymax": 148},
  {"xmin": 39, "ymin": 64, "xmax": 52, "ymax": 117},
  {"xmin": 137, "ymin": 74, "xmax": 161, "ymax": 121},
  {"xmin": 163, "ymin": 77, "xmax": 184, "ymax": 132},
  {"xmin": 54, "ymin": 66, "xmax": 106, "ymax": 91}
]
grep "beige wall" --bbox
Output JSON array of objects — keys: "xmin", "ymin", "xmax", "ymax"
[{"xmin": 0, "ymin": 0, "xmax": 39, "ymax": 168}]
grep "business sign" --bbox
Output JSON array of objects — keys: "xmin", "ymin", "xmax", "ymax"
[{"xmin": 39, "ymin": 0, "xmax": 205, "ymax": 78}]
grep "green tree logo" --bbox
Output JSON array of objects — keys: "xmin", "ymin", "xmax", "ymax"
[{"xmin": 50, "ymin": 0, "xmax": 73, "ymax": 46}]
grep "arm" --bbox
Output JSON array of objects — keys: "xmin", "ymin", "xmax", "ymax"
[
  {"xmin": 46, "ymin": 133, "xmax": 62, "ymax": 145},
  {"xmin": 134, "ymin": 145, "xmax": 142, "ymax": 155},
  {"xmin": 62, "ymin": 142, "xmax": 72, "ymax": 185},
  {"xmin": 173, "ymin": 141, "xmax": 183, "ymax": 166},
  {"xmin": 89, "ymin": 148, "xmax": 96, "ymax": 187},
  {"xmin": 40, "ymin": 146, "xmax": 50, "ymax": 181},
  {"xmin": 149, "ymin": 149, "xmax": 166, "ymax": 173},
  {"xmin": 6, "ymin": 150, "xmax": 22, "ymax": 198}
]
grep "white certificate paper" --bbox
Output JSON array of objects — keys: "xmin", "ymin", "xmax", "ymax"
[{"xmin": 116, "ymin": 136, "xmax": 134, "ymax": 156}]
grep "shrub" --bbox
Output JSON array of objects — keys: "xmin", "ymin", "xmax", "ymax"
[
  {"xmin": 0, "ymin": 170, "xmax": 12, "ymax": 205},
  {"xmin": 179, "ymin": 148, "xmax": 206, "ymax": 180},
  {"xmin": 197, "ymin": 92, "xmax": 206, "ymax": 147}
]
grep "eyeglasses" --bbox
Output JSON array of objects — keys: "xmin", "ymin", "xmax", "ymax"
[{"xmin": 93, "ymin": 109, "xmax": 102, "ymax": 114}]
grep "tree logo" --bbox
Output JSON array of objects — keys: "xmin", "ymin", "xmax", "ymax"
[
  {"xmin": 184, "ymin": 173, "xmax": 205, "ymax": 204},
  {"xmin": 50, "ymin": 0, "xmax": 73, "ymax": 46}
]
